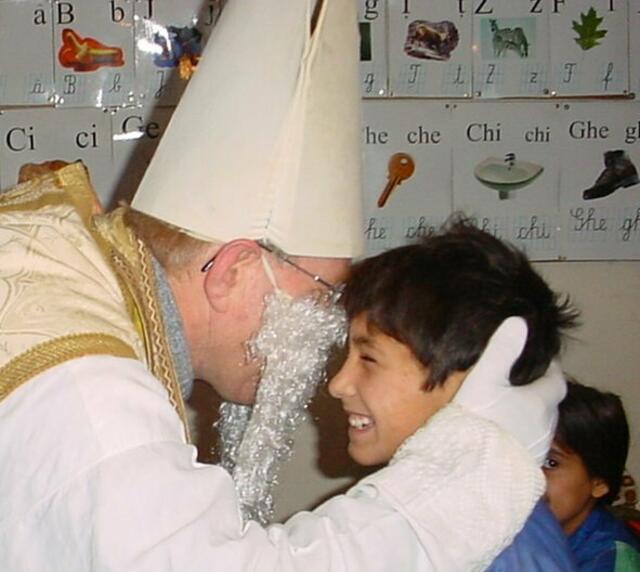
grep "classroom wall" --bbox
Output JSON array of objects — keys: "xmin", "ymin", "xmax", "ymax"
[{"xmin": 537, "ymin": 261, "xmax": 640, "ymax": 485}]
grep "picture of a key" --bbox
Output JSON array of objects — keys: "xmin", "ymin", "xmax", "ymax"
[{"xmin": 377, "ymin": 152, "xmax": 415, "ymax": 208}]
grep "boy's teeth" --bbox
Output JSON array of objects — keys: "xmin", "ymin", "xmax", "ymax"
[{"xmin": 348, "ymin": 414, "xmax": 372, "ymax": 429}]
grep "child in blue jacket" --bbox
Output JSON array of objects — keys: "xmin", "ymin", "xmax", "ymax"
[{"xmin": 544, "ymin": 381, "xmax": 640, "ymax": 571}]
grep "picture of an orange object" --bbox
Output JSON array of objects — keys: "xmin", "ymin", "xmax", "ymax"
[
  {"xmin": 58, "ymin": 29, "xmax": 124, "ymax": 72},
  {"xmin": 377, "ymin": 152, "xmax": 416, "ymax": 208}
]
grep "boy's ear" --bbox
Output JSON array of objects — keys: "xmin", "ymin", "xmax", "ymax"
[
  {"xmin": 591, "ymin": 478, "xmax": 610, "ymax": 501},
  {"xmin": 202, "ymin": 239, "xmax": 262, "ymax": 312}
]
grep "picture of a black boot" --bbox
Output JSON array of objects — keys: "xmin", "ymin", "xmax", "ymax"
[{"xmin": 583, "ymin": 150, "xmax": 639, "ymax": 200}]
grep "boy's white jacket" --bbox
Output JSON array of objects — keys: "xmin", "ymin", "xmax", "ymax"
[{"xmin": 0, "ymin": 355, "xmax": 543, "ymax": 571}]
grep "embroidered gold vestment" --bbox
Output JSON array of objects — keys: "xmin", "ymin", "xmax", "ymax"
[{"xmin": 0, "ymin": 163, "xmax": 189, "ymax": 436}]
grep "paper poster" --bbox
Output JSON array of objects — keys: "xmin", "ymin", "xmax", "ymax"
[
  {"xmin": 0, "ymin": 107, "xmax": 114, "ymax": 205},
  {"xmin": 557, "ymin": 101, "xmax": 640, "ymax": 260},
  {"xmin": 134, "ymin": 0, "xmax": 223, "ymax": 106},
  {"xmin": 472, "ymin": 0, "xmax": 550, "ymax": 98},
  {"xmin": 388, "ymin": 0, "xmax": 472, "ymax": 98},
  {"xmin": 630, "ymin": 0, "xmax": 640, "ymax": 96},
  {"xmin": 358, "ymin": 0, "xmax": 388, "ymax": 97},
  {"xmin": 109, "ymin": 104, "xmax": 175, "ymax": 207},
  {"xmin": 451, "ymin": 101, "xmax": 561, "ymax": 260},
  {"xmin": 362, "ymin": 100, "xmax": 453, "ymax": 255},
  {"xmin": 550, "ymin": 0, "xmax": 629, "ymax": 96},
  {"xmin": 0, "ymin": 0, "xmax": 54, "ymax": 106},
  {"xmin": 52, "ymin": 0, "xmax": 135, "ymax": 107}
]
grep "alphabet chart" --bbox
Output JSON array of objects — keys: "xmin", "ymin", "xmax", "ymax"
[
  {"xmin": 362, "ymin": 100, "xmax": 453, "ymax": 254},
  {"xmin": 0, "ymin": 0, "xmax": 54, "ymax": 106},
  {"xmin": 359, "ymin": 0, "xmax": 388, "ymax": 97},
  {"xmin": 550, "ymin": 0, "xmax": 629, "ymax": 96},
  {"xmin": 388, "ymin": 0, "xmax": 472, "ymax": 97},
  {"xmin": 451, "ymin": 101, "xmax": 561, "ymax": 259},
  {"xmin": 472, "ymin": 0, "xmax": 550, "ymax": 98},
  {"xmin": 558, "ymin": 101, "xmax": 640, "ymax": 259},
  {"xmin": 0, "ymin": 1, "xmax": 636, "ymax": 106},
  {"xmin": 0, "ymin": 1, "xmax": 638, "ymax": 260},
  {"xmin": 52, "ymin": 0, "xmax": 135, "ymax": 108},
  {"xmin": 135, "ymin": 0, "xmax": 223, "ymax": 106},
  {"xmin": 0, "ymin": 108, "xmax": 113, "ymax": 204}
]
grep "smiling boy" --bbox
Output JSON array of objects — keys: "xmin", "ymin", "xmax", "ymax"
[
  {"xmin": 328, "ymin": 218, "xmax": 580, "ymax": 570},
  {"xmin": 331, "ymin": 312, "xmax": 466, "ymax": 466}
]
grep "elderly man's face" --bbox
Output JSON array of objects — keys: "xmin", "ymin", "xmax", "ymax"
[{"xmin": 204, "ymin": 254, "xmax": 349, "ymax": 405}]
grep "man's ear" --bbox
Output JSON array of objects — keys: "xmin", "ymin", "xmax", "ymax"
[
  {"xmin": 202, "ymin": 239, "xmax": 262, "ymax": 312},
  {"xmin": 591, "ymin": 478, "xmax": 610, "ymax": 501}
]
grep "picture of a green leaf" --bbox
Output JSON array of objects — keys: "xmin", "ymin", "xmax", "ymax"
[{"xmin": 572, "ymin": 7, "xmax": 608, "ymax": 51}]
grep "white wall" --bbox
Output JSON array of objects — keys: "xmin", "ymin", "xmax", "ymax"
[{"xmin": 536, "ymin": 260, "xmax": 640, "ymax": 484}]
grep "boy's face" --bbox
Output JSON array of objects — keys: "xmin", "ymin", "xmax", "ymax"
[
  {"xmin": 543, "ymin": 440, "xmax": 609, "ymax": 535},
  {"xmin": 328, "ymin": 313, "xmax": 463, "ymax": 466}
]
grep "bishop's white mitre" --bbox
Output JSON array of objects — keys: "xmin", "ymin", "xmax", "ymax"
[{"xmin": 133, "ymin": 0, "xmax": 363, "ymax": 258}]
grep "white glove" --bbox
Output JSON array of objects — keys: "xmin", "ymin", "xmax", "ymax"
[{"xmin": 453, "ymin": 316, "xmax": 566, "ymax": 465}]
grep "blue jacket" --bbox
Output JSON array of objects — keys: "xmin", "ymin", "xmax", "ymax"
[
  {"xmin": 568, "ymin": 506, "xmax": 640, "ymax": 571},
  {"xmin": 488, "ymin": 500, "xmax": 578, "ymax": 571}
]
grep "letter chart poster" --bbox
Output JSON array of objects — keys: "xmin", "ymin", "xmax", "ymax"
[
  {"xmin": 452, "ymin": 101, "xmax": 561, "ymax": 261},
  {"xmin": 359, "ymin": 0, "xmax": 388, "ymax": 97},
  {"xmin": 0, "ymin": 108, "xmax": 113, "ymax": 206},
  {"xmin": 52, "ymin": 0, "xmax": 135, "ymax": 108},
  {"xmin": 472, "ymin": 0, "xmax": 550, "ymax": 98},
  {"xmin": 135, "ymin": 0, "xmax": 223, "ymax": 106},
  {"xmin": 0, "ymin": 0, "xmax": 54, "ymax": 106},
  {"xmin": 549, "ymin": 0, "xmax": 629, "ymax": 96},
  {"xmin": 387, "ymin": 0, "xmax": 472, "ymax": 98},
  {"xmin": 362, "ymin": 100, "xmax": 452, "ymax": 255},
  {"xmin": 558, "ymin": 101, "xmax": 640, "ymax": 260},
  {"xmin": 110, "ymin": 105, "xmax": 175, "ymax": 206}
]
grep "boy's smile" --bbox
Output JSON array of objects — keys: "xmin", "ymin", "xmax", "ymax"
[{"xmin": 328, "ymin": 313, "xmax": 463, "ymax": 466}]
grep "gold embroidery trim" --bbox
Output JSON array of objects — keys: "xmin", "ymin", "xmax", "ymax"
[
  {"xmin": 91, "ymin": 209, "xmax": 191, "ymax": 443},
  {"xmin": 0, "ymin": 334, "xmax": 136, "ymax": 402},
  {"xmin": 0, "ymin": 162, "xmax": 98, "ymax": 224}
]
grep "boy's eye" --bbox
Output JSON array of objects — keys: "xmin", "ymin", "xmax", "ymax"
[
  {"xmin": 360, "ymin": 354, "xmax": 377, "ymax": 364},
  {"xmin": 542, "ymin": 457, "xmax": 558, "ymax": 470}
]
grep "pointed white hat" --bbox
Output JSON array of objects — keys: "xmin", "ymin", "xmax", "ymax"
[{"xmin": 133, "ymin": 0, "xmax": 363, "ymax": 258}]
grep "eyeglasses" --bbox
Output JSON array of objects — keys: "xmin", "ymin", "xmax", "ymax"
[{"xmin": 200, "ymin": 242, "xmax": 339, "ymax": 294}]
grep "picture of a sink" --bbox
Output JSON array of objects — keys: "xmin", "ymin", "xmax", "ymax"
[{"xmin": 474, "ymin": 153, "xmax": 544, "ymax": 199}]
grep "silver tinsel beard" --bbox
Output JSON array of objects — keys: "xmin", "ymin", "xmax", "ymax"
[{"xmin": 215, "ymin": 290, "xmax": 347, "ymax": 526}]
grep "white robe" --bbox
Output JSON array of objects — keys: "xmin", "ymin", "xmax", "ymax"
[{"xmin": 0, "ymin": 354, "xmax": 543, "ymax": 571}]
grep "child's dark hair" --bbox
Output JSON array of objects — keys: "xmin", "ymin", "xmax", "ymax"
[
  {"xmin": 556, "ymin": 381, "xmax": 629, "ymax": 505},
  {"xmin": 342, "ymin": 217, "xmax": 578, "ymax": 388}
]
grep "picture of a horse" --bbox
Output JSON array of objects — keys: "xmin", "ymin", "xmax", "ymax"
[{"xmin": 489, "ymin": 19, "xmax": 529, "ymax": 58}]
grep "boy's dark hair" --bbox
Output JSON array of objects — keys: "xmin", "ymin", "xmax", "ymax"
[
  {"xmin": 556, "ymin": 381, "xmax": 629, "ymax": 505},
  {"xmin": 342, "ymin": 217, "xmax": 578, "ymax": 388}
]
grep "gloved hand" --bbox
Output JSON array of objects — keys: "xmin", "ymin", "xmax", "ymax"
[{"xmin": 453, "ymin": 316, "xmax": 566, "ymax": 465}]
